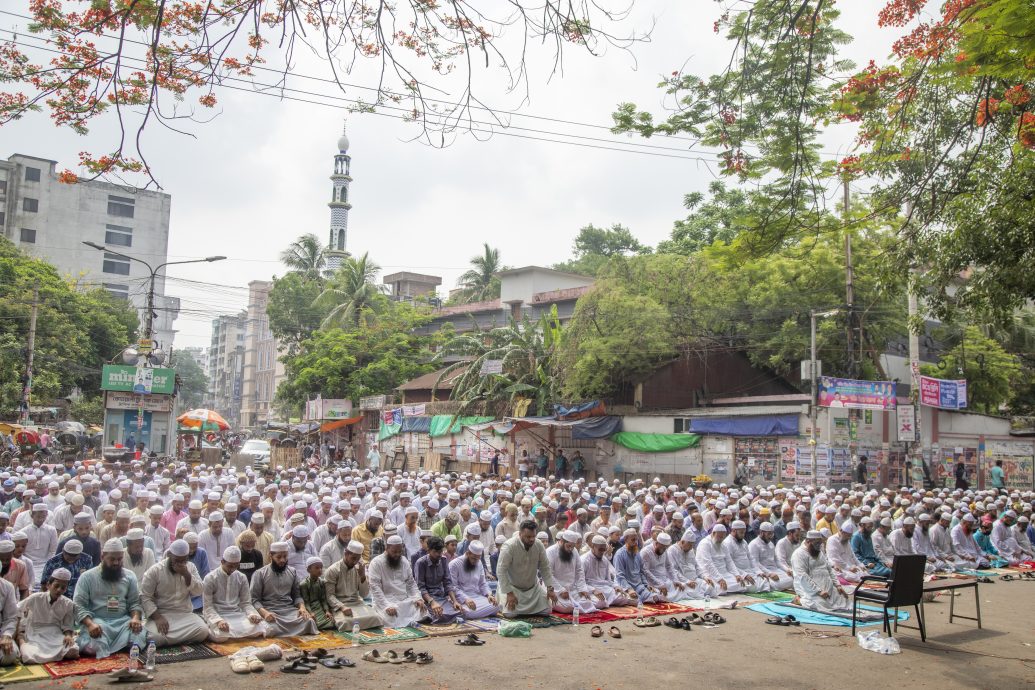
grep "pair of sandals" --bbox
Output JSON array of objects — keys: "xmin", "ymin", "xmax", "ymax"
[
  {"xmin": 455, "ymin": 633, "xmax": 485, "ymax": 646},
  {"xmin": 1000, "ymin": 573, "xmax": 1034, "ymax": 582},
  {"xmin": 107, "ymin": 668, "xmax": 154, "ymax": 683},
  {"xmin": 682, "ymin": 612, "xmax": 724, "ymax": 627},
  {"xmin": 764, "ymin": 614, "xmax": 801, "ymax": 627},
  {"xmin": 362, "ymin": 648, "xmax": 432, "ymax": 665},
  {"xmin": 663, "ymin": 617, "xmax": 696, "ymax": 631},
  {"xmin": 230, "ymin": 655, "xmax": 264, "ymax": 673},
  {"xmin": 589, "ymin": 625, "xmax": 622, "ymax": 638},
  {"xmin": 633, "ymin": 616, "xmax": 660, "ymax": 628}
]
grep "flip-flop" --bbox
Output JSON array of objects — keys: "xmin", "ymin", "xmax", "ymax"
[
  {"xmin": 679, "ymin": 618, "xmax": 693, "ymax": 631},
  {"xmin": 415, "ymin": 652, "xmax": 434, "ymax": 665},
  {"xmin": 590, "ymin": 625, "xmax": 603, "ymax": 638},
  {"xmin": 320, "ymin": 658, "xmax": 344, "ymax": 669},
  {"xmin": 608, "ymin": 626, "xmax": 622, "ymax": 639},
  {"xmin": 455, "ymin": 637, "xmax": 481, "ymax": 646},
  {"xmin": 113, "ymin": 670, "xmax": 154, "ymax": 683},
  {"xmin": 712, "ymin": 614, "xmax": 726, "ymax": 624},
  {"xmin": 782, "ymin": 615, "xmax": 800, "ymax": 626},
  {"xmin": 362, "ymin": 649, "xmax": 388, "ymax": 664},
  {"xmin": 465, "ymin": 633, "xmax": 485, "ymax": 645},
  {"xmin": 336, "ymin": 656, "xmax": 356, "ymax": 667},
  {"xmin": 664, "ymin": 617, "xmax": 681, "ymax": 629},
  {"xmin": 765, "ymin": 616, "xmax": 789, "ymax": 626},
  {"xmin": 400, "ymin": 649, "xmax": 417, "ymax": 663},
  {"xmin": 690, "ymin": 613, "xmax": 706, "ymax": 625},
  {"xmin": 310, "ymin": 648, "xmax": 331, "ymax": 659},
  {"xmin": 280, "ymin": 662, "xmax": 311, "ymax": 674},
  {"xmin": 108, "ymin": 668, "xmax": 135, "ymax": 680},
  {"xmin": 1000, "ymin": 575, "xmax": 1015, "ymax": 581},
  {"xmin": 643, "ymin": 616, "xmax": 661, "ymax": 627},
  {"xmin": 386, "ymin": 650, "xmax": 403, "ymax": 664}
]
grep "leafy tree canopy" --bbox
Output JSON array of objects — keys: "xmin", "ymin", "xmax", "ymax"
[
  {"xmin": 171, "ymin": 351, "xmax": 209, "ymax": 410},
  {"xmin": 921, "ymin": 326, "xmax": 1021, "ymax": 414},
  {"xmin": 554, "ymin": 224, "xmax": 651, "ymax": 277}
]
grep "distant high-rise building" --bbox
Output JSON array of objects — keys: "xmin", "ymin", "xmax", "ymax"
[
  {"xmin": 240, "ymin": 280, "xmax": 287, "ymax": 427},
  {"xmin": 0, "ymin": 153, "xmax": 179, "ymax": 347},
  {"xmin": 207, "ymin": 313, "xmax": 246, "ymax": 425}
]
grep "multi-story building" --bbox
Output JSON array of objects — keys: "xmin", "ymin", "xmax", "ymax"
[
  {"xmin": 0, "ymin": 153, "xmax": 180, "ymax": 347},
  {"xmin": 240, "ymin": 280, "xmax": 287, "ymax": 428},
  {"xmin": 208, "ymin": 313, "xmax": 246, "ymax": 425}
]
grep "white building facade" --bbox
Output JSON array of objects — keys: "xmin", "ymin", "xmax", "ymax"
[
  {"xmin": 240, "ymin": 280, "xmax": 287, "ymax": 428},
  {"xmin": 0, "ymin": 153, "xmax": 179, "ymax": 347}
]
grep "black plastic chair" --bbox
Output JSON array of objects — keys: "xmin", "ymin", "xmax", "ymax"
[{"xmin": 851, "ymin": 554, "xmax": 927, "ymax": 641}]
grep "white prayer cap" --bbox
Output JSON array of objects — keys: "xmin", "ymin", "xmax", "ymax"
[
  {"xmin": 0, "ymin": 541, "xmax": 13, "ymax": 554},
  {"xmin": 880, "ymin": 517, "xmax": 893, "ymax": 528},
  {"xmin": 787, "ymin": 521, "xmax": 801, "ymax": 531},
  {"xmin": 184, "ymin": 532, "xmax": 200, "ymax": 544},
  {"xmin": 902, "ymin": 517, "xmax": 916, "ymax": 526},
  {"xmin": 346, "ymin": 540, "xmax": 364, "ymax": 555},
  {"xmin": 51, "ymin": 567, "xmax": 72, "ymax": 582},
  {"xmin": 468, "ymin": 540, "xmax": 484, "ymax": 555},
  {"xmin": 328, "ymin": 514, "xmax": 342, "ymax": 526},
  {"xmin": 368, "ymin": 510, "xmax": 384, "ymax": 521},
  {"xmin": 680, "ymin": 529, "xmax": 697, "ymax": 543},
  {"xmin": 657, "ymin": 532, "xmax": 672, "ymax": 546},
  {"xmin": 536, "ymin": 532, "xmax": 549, "ymax": 541},
  {"xmin": 479, "ymin": 510, "xmax": 493, "ymax": 521},
  {"xmin": 386, "ymin": 535, "xmax": 403, "ymax": 546},
  {"xmin": 126, "ymin": 528, "xmax": 145, "ymax": 541},
  {"xmin": 292, "ymin": 525, "xmax": 311, "ymax": 538},
  {"xmin": 824, "ymin": 505, "xmax": 836, "ymax": 514},
  {"xmin": 148, "ymin": 505, "xmax": 164, "ymax": 516},
  {"xmin": 759, "ymin": 521, "xmax": 774, "ymax": 532},
  {"xmin": 250, "ymin": 514, "xmax": 265, "ymax": 525},
  {"xmin": 805, "ymin": 530, "xmax": 823, "ymax": 540},
  {"xmin": 188, "ymin": 500, "xmax": 203, "ymax": 510},
  {"xmin": 711, "ymin": 524, "xmax": 728, "ymax": 534},
  {"xmin": 70, "ymin": 494, "xmax": 84, "ymax": 506},
  {"xmin": 731, "ymin": 520, "xmax": 746, "ymax": 530},
  {"xmin": 860, "ymin": 516, "xmax": 874, "ymax": 525},
  {"xmin": 222, "ymin": 546, "xmax": 242, "ymax": 563},
  {"xmin": 208, "ymin": 511, "xmax": 224, "ymax": 522},
  {"xmin": 427, "ymin": 499, "xmax": 440, "ymax": 509},
  {"xmin": 841, "ymin": 521, "xmax": 856, "ymax": 534},
  {"xmin": 207, "ymin": 491, "xmax": 221, "ymax": 501},
  {"xmin": 306, "ymin": 556, "xmax": 323, "ymax": 569},
  {"xmin": 1019, "ymin": 515, "xmax": 1030, "ymax": 523},
  {"xmin": 63, "ymin": 540, "xmax": 84, "ymax": 555},
  {"xmin": 591, "ymin": 535, "xmax": 608, "ymax": 546},
  {"xmin": 445, "ymin": 535, "xmax": 458, "ymax": 543},
  {"xmin": 31, "ymin": 503, "xmax": 48, "ymax": 513},
  {"xmin": 270, "ymin": 541, "xmax": 290, "ymax": 554},
  {"xmin": 168, "ymin": 540, "xmax": 190, "ymax": 557},
  {"xmin": 102, "ymin": 538, "xmax": 125, "ymax": 554},
  {"xmin": 962, "ymin": 513, "xmax": 976, "ymax": 523},
  {"xmin": 405, "ymin": 506, "xmax": 419, "ymax": 516},
  {"xmin": 1004, "ymin": 510, "xmax": 1018, "ymax": 519},
  {"xmin": 466, "ymin": 524, "xmax": 482, "ymax": 537},
  {"xmin": 495, "ymin": 535, "xmax": 507, "ymax": 545}
]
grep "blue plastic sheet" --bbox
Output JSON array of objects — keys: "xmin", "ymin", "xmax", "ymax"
[{"xmin": 688, "ymin": 414, "xmax": 798, "ymax": 437}]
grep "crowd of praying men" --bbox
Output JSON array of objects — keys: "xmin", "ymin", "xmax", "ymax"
[{"xmin": 0, "ymin": 458, "xmax": 1031, "ymax": 666}]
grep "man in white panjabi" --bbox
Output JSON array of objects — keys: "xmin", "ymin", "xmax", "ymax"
[
  {"xmin": 497, "ymin": 520, "xmax": 557, "ymax": 618},
  {"xmin": 139, "ymin": 539, "xmax": 209, "ymax": 645},
  {"xmin": 930, "ymin": 512, "xmax": 967, "ymax": 569},
  {"xmin": 912, "ymin": 513, "xmax": 953, "ymax": 572},
  {"xmin": 695, "ymin": 524, "xmax": 746, "ymax": 594},
  {"xmin": 825, "ymin": 521, "xmax": 867, "ymax": 584},
  {"xmin": 639, "ymin": 532, "xmax": 687, "ymax": 602},
  {"xmin": 890, "ymin": 517, "xmax": 935, "ymax": 573},
  {"xmin": 202, "ymin": 546, "xmax": 268, "ymax": 642},
  {"xmin": 747, "ymin": 522, "xmax": 793, "ymax": 591},
  {"xmin": 791, "ymin": 531, "xmax": 851, "ymax": 613},
  {"xmin": 124, "ymin": 528, "xmax": 156, "ymax": 583},
  {"xmin": 545, "ymin": 531, "xmax": 597, "ymax": 615},
  {"xmin": 581, "ymin": 534, "xmax": 634, "ymax": 609},
  {"xmin": 17, "ymin": 567, "xmax": 78, "ymax": 663},
  {"xmin": 722, "ymin": 520, "xmax": 769, "ymax": 593},
  {"xmin": 368, "ymin": 538, "xmax": 426, "ymax": 628},
  {"xmin": 666, "ymin": 529, "xmax": 717, "ymax": 600},
  {"xmin": 447, "ymin": 541, "xmax": 499, "ymax": 620}
]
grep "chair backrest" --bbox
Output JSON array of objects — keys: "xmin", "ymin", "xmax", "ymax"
[{"xmin": 886, "ymin": 554, "xmax": 927, "ymax": 606}]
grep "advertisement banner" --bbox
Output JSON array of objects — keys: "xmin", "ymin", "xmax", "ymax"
[
  {"xmin": 359, "ymin": 395, "xmax": 386, "ymax": 410},
  {"xmin": 133, "ymin": 367, "xmax": 154, "ymax": 394},
  {"xmin": 818, "ymin": 377, "xmax": 897, "ymax": 410},
  {"xmin": 321, "ymin": 399, "xmax": 353, "ymax": 419},
  {"xmin": 402, "ymin": 403, "xmax": 426, "ymax": 417},
  {"xmin": 102, "ymin": 365, "xmax": 175, "ymax": 395},
  {"xmin": 919, "ymin": 375, "xmax": 967, "ymax": 409},
  {"xmin": 897, "ymin": 405, "xmax": 917, "ymax": 442},
  {"xmin": 106, "ymin": 392, "xmax": 174, "ymax": 412}
]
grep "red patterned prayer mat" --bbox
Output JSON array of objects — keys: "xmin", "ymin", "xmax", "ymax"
[
  {"xmin": 44, "ymin": 653, "xmax": 129, "ymax": 679},
  {"xmin": 550, "ymin": 609, "xmax": 620, "ymax": 625}
]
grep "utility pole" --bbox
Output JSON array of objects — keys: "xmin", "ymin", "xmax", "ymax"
[
  {"xmin": 20, "ymin": 282, "xmax": 40, "ymax": 424},
  {"xmin": 843, "ymin": 177, "xmax": 855, "ymax": 377},
  {"xmin": 144, "ymin": 272, "xmax": 156, "ymax": 341},
  {"xmin": 905, "ymin": 199, "xmax": 923, "ymax": 471}
]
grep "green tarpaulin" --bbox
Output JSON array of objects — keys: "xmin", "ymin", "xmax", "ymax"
[
  {"xmin": 428, "ymin": 415, "xmax": 495, "ymax": 438},
  {"xmin": 378, "ymin": 424, "xmax": 401, "ymax": 442},
  {"xmin": 610, "ymin": 432, "xmax": 701, "ymax": 453}
]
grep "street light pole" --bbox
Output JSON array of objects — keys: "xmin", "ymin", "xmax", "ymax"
[{"xmin": 810, "ymin": 308, "xmax": 840, "ymax": 487}]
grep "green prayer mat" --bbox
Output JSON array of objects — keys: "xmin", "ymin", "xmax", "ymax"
[
  {"xmin": 747, "ymin": 590, "xmax": 796, "ymax": 602},
  {"xmin": 0, "ymin": 664, "xmax": 51, "ymax": 684},
  {"xmin": 335, "ymin": 626, "xmax": 428, "ymax": 645},
  {"xmin": 414, "ymin": 620, "xmax": 484, "ymax": 638}
]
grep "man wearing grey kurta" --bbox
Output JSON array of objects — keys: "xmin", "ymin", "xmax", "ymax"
[
  {"xmin": 324, "ymin": 539, "xmax": 381, "ymax": 630},
  {"xmin": 202, "ymin": 546, "xmax": 268, "ymax": 642},
  {"xmin": 139, "ymin": 540, "xmax": 209, "ymax": 646},
  {"xmin": 250, "ymin": 541, "xmax": 318, "ymax": 637},
  {"xmin": 496, "ymin": 520, "xmax": 556, "ymax": 618}
]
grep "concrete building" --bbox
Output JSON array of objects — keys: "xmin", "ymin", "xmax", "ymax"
[
  {"xmin": 179, "ymin": 345, "xmax": 208, "ymax": 374},
  {"xmin": 208, "ymin": 312, "xmax": 246, "ymax": 425},
  {"xmin": 383, "ymin": 271, "xmax": 442, "ymax": 303},
  {"xmin": 324, "ymin": 124, "xmax": 352, "ymax": 274},
  {"xmin": 240, "ymin": 280, "xmax": 287, "ymax": 428},
  {"xmin": 0, "ymin": 153, "xmax": 180, "ymax": 347}
]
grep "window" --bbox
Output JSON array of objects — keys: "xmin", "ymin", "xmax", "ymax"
[
  {"xmin": 102, "ymin": 252, "xmax": 130, "ymax": 275},
  {"xmin": 107, "ymin": 195, "xmax": 135, "ymax": 218},
  {"xmin": 0, "ymin": 212, "xmax": 5, "ymax": 227},
  {"xmin": 24, "ymin": 167, "xmax": 40, "ymax": 182},
  {"xmin": 103, "ymin": 283, "xmax": 129, "ymax": 300},
  {"xmin": 22, "ymin": 198, "xmax": 38, "ymax": 212},
  {"xmin": 0, "ymin": 180, "xmax": 7, "ymax": 195},
  {"xmin": 19, "ymin": 228, "xmax": 36, "ymax": 243},
  {"xmin": 105, "ymin": 224, "xmax": 133, "ymax": 247}
]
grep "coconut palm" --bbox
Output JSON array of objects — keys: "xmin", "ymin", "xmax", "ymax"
[
  {"xmin": 456, "ymin": 243, "xmax": 502, "ymax": 303},
  {"xmin": 280, "ymin": 233, "xmax": 326, "ymax": 280},
  {"xmin": 314, "ymin": 252, "xmax": 385, "ymax": 328}
]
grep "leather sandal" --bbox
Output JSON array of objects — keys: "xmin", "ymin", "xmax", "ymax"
[
  {"xmin": 590, "ymin": 625, "xmax": 603, "ymax": 638},
  {"xmin": 664, "ymin": 617, "xmax": 681, "ymax": 629},
  {"xmin": 765, "ymin": 616, "xmax": 789, "ymax": 626},
  {"xmin": 679, "ymin": 618, "xmax": 693, "ymax": 631},
  {"xmin": 608, "ymin": 626, "xmax": 622, "ymax": 639}
]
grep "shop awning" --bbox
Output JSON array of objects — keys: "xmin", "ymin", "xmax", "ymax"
[
  {"xmin": 320, "ymin": 415, "xmax": 363, "ymax": 432},
  {"xmin": 611, "ymin": 432, "xmax": 701, "ymax": 452},
  {"xmin": 687, "ymin": 414, "xmax": 798, "ymax": 437},
  {"xmin": 429, "ymin": 415, "xmax": 495, "ymax": 438}
]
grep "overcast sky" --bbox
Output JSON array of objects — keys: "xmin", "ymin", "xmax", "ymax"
[{"xmin": 2, "ymin": 1, "xmax": 892, "ymax": 348}]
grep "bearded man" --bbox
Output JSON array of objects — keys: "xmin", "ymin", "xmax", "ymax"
[{"xmin": 72, "ymin": 539, "xmax": 146, "ymax": 658}]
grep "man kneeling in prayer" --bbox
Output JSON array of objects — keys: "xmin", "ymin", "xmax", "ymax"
[
  {"xmin": 792, "ymin": 530, "xmax": 850, "ymax": 613},
  {"xmin": 414, "ymin": 536, "xmax": 464, "ymax": 623},
  {"xmin": 447, "ymin": 541, "xmax": 499, "ymax": 620},
  {"xmin": 140, "ymin": 539, "xmax": 209, "ymax": 645},
  {"xmin": 202, "ymin": 546, "xmax": 268, "ymax": 642},
  {"xmin": 17, "ymin": 567, "xmax": 78, "ymax": 663},
  {"xmin": 547, "ymin": 531, "xmax": 598, "ymax": 614}
]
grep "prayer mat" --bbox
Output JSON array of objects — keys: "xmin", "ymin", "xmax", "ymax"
[
  {"xmin": 551, "ymin": 609, "xmax": 620, "ymax": 625},
  {"xmin": 642, "ymin": 602, "xmax": 700, "ymax": 616},
  {"xmin": 748, "ymin": 591, "xmax": 797, "ymax": 602},
  {"xmin": 45, "ymin": 653, "xmax": 129, "ymax": 679},
  {"xmin": 470, "ymin": 615, "xmax": 563, "ymax": 629},
  {"xmin": 955, "ymin": 569, "xmax": 998, "ymax": 577},
  {"xmin": 155, "ymin": 643, "xmax": 221, "ymax": 664},
  {"xmin": 335, "ymin": 626, "xmax": 428, "ymax": 645},
  {"xmin": 414, "ymin": 620, "xmax": 484, "ymax": 638},
  {"xmin": 465, "ymin": 618, "xmax": 502, "ymax": 633},
  {"xmin": 745, "ymin": 602, "xmax": 908, "ymax": 627},
  {"xmin": 204, "ymin": 637, "xmax": 295, "ymax": 657},
  {"xmin": 598, "ymin": 606, "xmax": 645, "ymax": 620},
  {"xmin": 279, "ymin": 631, "xmax": 348, "ymax": 651},
  {"xmin": 0, "ymin": 663, "xmax": 51, "ymax": 684}
]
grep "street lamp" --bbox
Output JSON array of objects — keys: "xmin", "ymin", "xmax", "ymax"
[
  {"xmin": 809, "ymin": 308, "xmax": 841, "ymax": 486},
  {"xmin": 83, "ymin": 241, "xmax": 226, "ymax": 343}
]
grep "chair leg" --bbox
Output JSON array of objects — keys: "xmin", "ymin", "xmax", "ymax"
[
  {"xmin": 851, "ymin": 597, "xmax": 857, "ymax": 636},
  {"xmin": 883, "ymin": 606, "xmax": 890, "ymax": 635},
  {"xmin": 915, "ymin": 604, "xmax": 926, "ymax": 642}
]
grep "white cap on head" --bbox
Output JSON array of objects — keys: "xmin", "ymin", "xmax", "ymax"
[
  {"xmin": 468, "ymin": 540, "xmax": 484, "ymax": 555},
  {"xmin": 51, "ymin": 567, "xmax": 72, "ymax": 581},
  {"xmin": 63, "ymin": 540, "xmax": 84, "ymax": 555},
  {"xmin": 306, "ymin": 556, "xmax": 323, "ymax": 569},
  {"xmin": 269, "ymin": 541, "xmax": 290, "ymax": 553},
  {"xmin": 222, "ymin": 546, "xmax": 242, "ymax": 563},
  {"xmin": 386, "ymin": 535, "xmax": 403, "ymax": 546},
  {"xmin": 168, "ymin": 540, "xmax": 189, "ymax": 557},
  {"xmin": 787, "ymin": 521, "xmax": 801, "ymax": 531},
  {"xmin": 656, "ymin": 532, "xmax": 672, "ymax": 546},
  {"xmin": 0, "ymin": 541, "xmax": 13, "ymax": 554},
  {"xmin": 712, "ymin": 524, "xmax": 728, "ymax": 534},
  {"xmin": 759, "ymin": 521, "xmax": 774, "ymax": 532},
  {"xmin": 731, "ymin": 520, "xmax": 746, "ymax": 530},
  {"xmin": 102, "ymin": 538, "xmax": 125, "ymax": 554},
  {"xmin": 903, "ymin": 517, "xmax": 916, "ymax": 526},
  {"xmin": 292, "ymin": 525, "xmax": 311, "ymax": 538},
  {"xmin": 680, "ymin": 529, "xmax": 697, "ymax": 543},
  {"xmin": 841, "ymin": 521, "xmax": 856, "ymax": 534},
  {"xmin": 346, "ymin": 540, "xmax": 364, "ymax": 555},
  {"xmin": 126, "ymin": 528, "xmax": 144, "ymax": 541},
  {"xmin": 806, "ymin": 530, "xmax": 824, "ymax": 540}
]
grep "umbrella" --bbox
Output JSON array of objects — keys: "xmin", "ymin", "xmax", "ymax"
[{"xmin": 176, "ymin": 408, "xmax": 230, "ymax": 431}]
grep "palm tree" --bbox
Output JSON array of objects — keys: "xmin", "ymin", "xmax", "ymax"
[
  {"xmin": 280, "ymin": 233, "xmax": 326, "ymax": 280},
  {"xmin": 456, "ymin": 243, "xmax": 502, "ymax": 303},
  {"xmin": 314, "ymin": 252, "xmax": 385, "ymax": 328}
]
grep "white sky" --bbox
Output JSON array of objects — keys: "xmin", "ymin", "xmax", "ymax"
[{"xmin": 1, "ymin": 1, "xmax": 894, "ymax": 348}]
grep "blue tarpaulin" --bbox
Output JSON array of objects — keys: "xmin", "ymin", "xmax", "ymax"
[
  {"xmin": 401, "ymin": 416, "xmax": 432, "ymax": 434},
  {"xmin": 687, "ymin": 415, "xmax": 798, "ymax": 437},
  {"xmin": 571, "ymin": 416, "xmax": 622, "ymax": 439},
  {"xmin": 553, "ymin": 400, "xmax": 606, "ymax": 420}
]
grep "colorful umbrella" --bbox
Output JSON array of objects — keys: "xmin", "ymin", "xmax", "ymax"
[{"xmin": 176, "ymin": 408, "xmax": 230, "ymax": 431}]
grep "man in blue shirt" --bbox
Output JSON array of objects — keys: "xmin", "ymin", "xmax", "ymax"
[{"xmin": 612, "ymin": 528, "xmax": 660, "ymax": 604}]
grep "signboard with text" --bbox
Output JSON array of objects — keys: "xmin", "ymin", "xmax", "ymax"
[
  {"xmin": 897, "ymin": 405, "xmax": 917, "ymax": 442},
  {"xmin": 102, "ymin": 365, "xmax": 175, "ymax": 395},
  {"xmin": 106, "ymin": 392, "xmax": 174, "ymax": 412},
  {"xmin": 818, "ymin": 377, "xmax": 897, "ymax": 410},
  {"xmin": 919, "ymin": 375, "xmax": 967, "ymax": 409}
]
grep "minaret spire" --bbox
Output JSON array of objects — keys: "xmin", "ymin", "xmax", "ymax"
[{"xmin": 325, "ymin": 119, "xmax": 352, "ymax": 275}]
